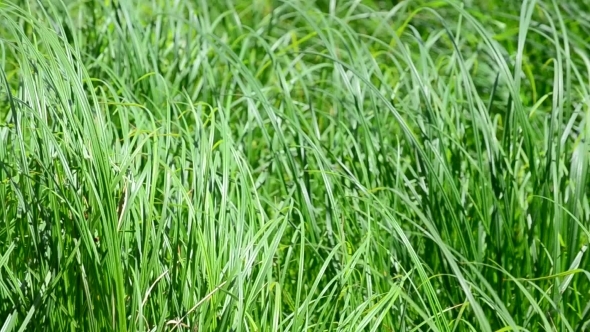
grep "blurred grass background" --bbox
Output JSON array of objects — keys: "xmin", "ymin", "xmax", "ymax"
[{"xmin": 0, "ymin": 0, "xmax": 589, "ymax": 331}]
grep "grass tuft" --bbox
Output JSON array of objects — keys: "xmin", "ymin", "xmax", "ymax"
[{"xmin": 1, "ymin": 0, "xmax": 589, "ymax": 331}]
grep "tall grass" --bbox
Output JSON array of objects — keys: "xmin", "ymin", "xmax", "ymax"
[{"xmin": 0, "ymin": 0, "xmax": 589, "ymax": 331}]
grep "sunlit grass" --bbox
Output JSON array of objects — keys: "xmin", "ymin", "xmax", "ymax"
[{"xmin": 1, "ymin": 0, "xmax": 589, "ymax": 331}]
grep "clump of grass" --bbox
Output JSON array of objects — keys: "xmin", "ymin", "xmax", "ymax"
[{"xmin": 0, "ymin": 0, "xmax": 589, "ymax": 331}]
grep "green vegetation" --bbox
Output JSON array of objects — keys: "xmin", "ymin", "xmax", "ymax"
[{"xmin": 1, "ymin": 0, "xmax": 589, "ymax": 330}]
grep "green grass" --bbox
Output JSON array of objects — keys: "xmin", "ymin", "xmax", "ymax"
[{"xmin": 1, "ymin": 0, "xmax": 589, "ymax": 331}]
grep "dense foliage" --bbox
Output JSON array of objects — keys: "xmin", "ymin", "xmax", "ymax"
[{"xmin": 1, "ymin": 0, "xmax": 589, "ymax": 331}]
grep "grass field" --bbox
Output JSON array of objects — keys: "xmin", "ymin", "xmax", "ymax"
[{"xmin": 1, "ymin": 0, "xmax": 589, "ymax": 331}]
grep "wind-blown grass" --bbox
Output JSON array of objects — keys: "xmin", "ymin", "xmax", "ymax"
[{"xmin": 0, "ymin": 0, "xmax": 589, "ymax": 331}]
